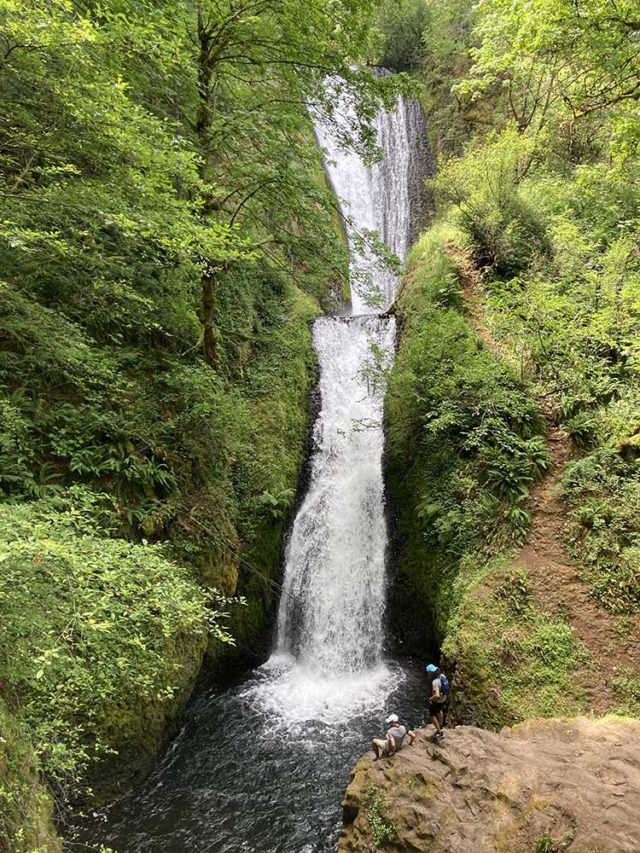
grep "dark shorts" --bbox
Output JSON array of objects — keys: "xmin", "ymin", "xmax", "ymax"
[{"xmin": 429, "ymin": 700, "xmax": 447, "ymax": 716}]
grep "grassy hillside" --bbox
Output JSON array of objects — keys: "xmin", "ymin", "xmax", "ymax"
[{"xmin": 386, "ymin": 229, "xmax": 592, "ymax": 727}]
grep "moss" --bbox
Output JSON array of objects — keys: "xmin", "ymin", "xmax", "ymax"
[
  {"xmin": 0, "ymin": 700, "xmax": 62, "ymax": 853},
  {"xmin": 611, "ymin": 669, "xmax": 640, "ymax": 717},
  {"xmin": 396, "ymin": 772, "xmax": 441, "ymax": 803},
  {"xmin": 85, "ymin": 626, "xmax": 207, "ymax": 801},
  {"xmin": 443, "ymin": 559, "xmax": 588, "ymax": 728},
  {"xmin": 211, "ymin": 286, "xmax": 321, "ymax": 665}
]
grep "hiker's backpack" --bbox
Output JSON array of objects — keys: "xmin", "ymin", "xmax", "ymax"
[{"xmin": 438, "ymin": 674, "xmax": 450, "ymax": 696}]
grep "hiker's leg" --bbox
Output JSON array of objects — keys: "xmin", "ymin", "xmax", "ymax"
[
  {"xmin": 429, "ymin": 705, "xmax": 441, "ymax": 733},
  {"xmin": 372, "ymin": 738, "xmax": 385, "ymax": 759},
  {"xmin": 437, "ymin": 709, "xmax": 444, "ymax": 730}
]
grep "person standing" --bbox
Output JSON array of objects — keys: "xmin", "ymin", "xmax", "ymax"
[{"xmin": 426, "ymin": 663, "xmax": 449, "ymax": 739}]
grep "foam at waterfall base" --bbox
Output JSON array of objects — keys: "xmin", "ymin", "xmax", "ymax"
[{"xmin": 247, "ymin": 654, "xmax": 404, "ymax": 726}]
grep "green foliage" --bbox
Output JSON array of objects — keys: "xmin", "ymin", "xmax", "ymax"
[
  {"xmin": 386, "ymin": 229, "xmax": 547, "ymax": 651},
  {"xmin": 387, "ymin": 0, "xmax": 640, "ymax": 622},
  {"xmin": 493, "ymin": 567, "xmax": 532, "ymax": 617},
  {"xmin": 364, "ymin": 785, "xmax": 397, "ymax": 846},
  {"xmin": 0, "ymin": 699, "xmax": 61, "ymax": 853},
  {"xmin": 382, "ymin": 0, "xmax": 640, "ymax": 729},
  {"xmin": 377, "ymin": 0, "xmax": 478, "ymax": 156},
  {"xmin": 432, "ymin": 126, "xmax": 551, "ymax": 275},
  {"xmin": 0, "ymin": 0, "xmax": 412, "ymax": 845},
  {"xmin": 535, "ymin": 832, "xmax": 575, "ymax": 853},
  {"xmin": 0, "ymin": 0, "xmax": 407, "ymax": 351},
  {"xmin": 443, "ymin": 559, "xmax": 588, "ymax": 727},
  {"xmin": 0, "ymin": 0, "xmax": 401, "ymax": 573},
  {"xmin": 563, "ymin": 451, "xmax": 640, "ymax": 613},
  {"xmin": 466, "ymin": 166, "xmax": 640, "ymax": 611},
  {"xmin": 374, "ymin": 0, "xmax": 429, "ymax": 71},
  {"xmin": 0, "ymin": 488, "xmax": 217, "ymax": 800},
  {"xmin": 612, "ymin": 669, "xmax": 640, "ymax": 717},
  {"xmin": 461, "ymin": 0, "xmax": 640, "ymax": 134},
  {"xmin": 389, "ymin": 229, "xmax": 545, "ymax": 552},
  {"xmin": 535, "ymin": 835, "xmax": 554, "ymax": 853},
  {"xmin": 0, "ymin": 231, "xmax": 323, "ymax": 828},
  {"xmin": 385, "ymin": 229, "xmax": 596, "ymax": 727}
]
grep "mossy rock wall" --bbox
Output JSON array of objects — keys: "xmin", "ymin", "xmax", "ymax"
[
  {"xmin": 84, "ymin": 626, "xmax": 208, "ymax": 801},
  {"xmin": 0, "ymin": 700, "xmax": 62, "ymax": 853},
  {"xmin": 208, "ymin": 287, "xmax": 320, "ymax": 667}
]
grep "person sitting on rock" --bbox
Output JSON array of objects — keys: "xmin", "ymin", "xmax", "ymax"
[
  {"xmin": 426, "ymin": 663, "xmax": 449, "ymax": 739},
  {"xmin": 371, "ymin": 713, "xmax": 416, "ymax": 761}
]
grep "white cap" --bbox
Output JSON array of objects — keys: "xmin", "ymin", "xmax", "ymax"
[{"xmin": 385, "ymin": 713, "xmax": 399, "ymax": 724}]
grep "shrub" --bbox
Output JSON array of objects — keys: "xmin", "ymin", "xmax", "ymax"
[
  {"xmin": 0, "ymin": 488, "xmax": 218, "ymax": 801},
  {"xmin": 432, "ymin": 127, "xmax": 551, "ymax": 276},
  {"xmin": 365, "ymin": 786, "xmax": 396, "ymax": 845},
  {"xmin": 564, "ymin": 451, "xmax": 640, "ymax": 612}
]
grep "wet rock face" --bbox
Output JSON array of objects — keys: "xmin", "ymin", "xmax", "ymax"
[{"xmin": 339, "ymin": 717, "xmax": 640, "ymax": 852}]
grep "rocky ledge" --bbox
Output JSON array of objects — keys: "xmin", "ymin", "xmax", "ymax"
[{"xmin": 339, "ymin": 717, "xmax": 640, "ymax": 852}]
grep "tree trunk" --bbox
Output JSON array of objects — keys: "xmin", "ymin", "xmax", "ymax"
[
  {"xmin": 196, "ymin": 4, "xmax": 219, "ymax": 366},
  {"xmin": 201, "ymin": 268, "xmax": 218, "ymax": 368}
]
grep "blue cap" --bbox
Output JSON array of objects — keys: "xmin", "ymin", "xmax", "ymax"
[{"xmin": 425, "ymin": 664, "xmax": 438, "ymax": 673}]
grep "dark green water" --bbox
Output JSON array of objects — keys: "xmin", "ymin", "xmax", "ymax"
[{"xmin": 75, "ymin": 658, "xmax": 427, "ymax": 852}]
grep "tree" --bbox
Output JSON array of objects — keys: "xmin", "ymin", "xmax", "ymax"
[
  {"xmin": 0, "ymin": 0, "xmax": 407, "ymax": 367},
  {"xmin": 459, "ymin": 0, "xmax": 640, "ymax": 132}
]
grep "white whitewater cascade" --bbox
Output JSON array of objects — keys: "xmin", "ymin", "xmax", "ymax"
[
  {"xmin": 254, "ymin": 95, "xmax": 425, "ymax": 722},
  {"xmin": 275, "ymin": 315, "xmax": 395, "ymax": 674},
  {"xmin": 315, "ymin": 96, "xmax": 421, "ymax": 313}
]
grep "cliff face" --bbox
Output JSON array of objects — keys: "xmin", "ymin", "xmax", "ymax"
[{"xmin": 340, "ymin": 717, "xmax": 640, "ymax": 852}]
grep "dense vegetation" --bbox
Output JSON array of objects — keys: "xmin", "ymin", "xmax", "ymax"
[
  {"xmin": 0, "ymin": 0, "xmax": 407, "ymax": 848},
  {"xmin": 383, "ymin": 0, "xmax": 640, "ymax": 725},
  {"xmin": 386, "ymin": 229, "xmax": 589, "ymax": 726},
  {"xmin": 387, "ymin": 226, "xmax": 548, "ymax": 639},
  {"xmin": 2, "ymin": 0, "xmax": 638, "ymax": 844}
]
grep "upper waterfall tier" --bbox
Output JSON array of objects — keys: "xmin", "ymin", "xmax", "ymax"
[{"xmin": 315, "ymin": 95, "xmax": 432, "ymax": 314}]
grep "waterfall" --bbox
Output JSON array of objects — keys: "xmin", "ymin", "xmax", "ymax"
[
  {"xmin": 314, "ymin": 95, "xmax": 433, "ymax": 313},
  {"xmin": 257, "ymin": 93, "xmax": 429, "ymax": 721},
  {"xmin": 276, "ymin": 315, "xmax": 394, "ymax": 673},
  {"xmin": 79, "ymin": 91, "xmax": 433, "ymax": 853}
]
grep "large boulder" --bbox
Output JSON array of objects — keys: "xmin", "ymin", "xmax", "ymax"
[{"xmin": 340, "ymin": 717, "xmax": 640, "ymax": 852}]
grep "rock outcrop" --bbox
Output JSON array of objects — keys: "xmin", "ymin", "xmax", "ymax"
[{"xmin": 340, "ymin": 717, "xmax": 640, "ymax": 852}]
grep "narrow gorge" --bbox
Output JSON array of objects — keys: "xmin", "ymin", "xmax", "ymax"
[
  {"xmin": 2, "ymin": 1, "xmax": 639, "ymax": 851},
  {"xmin": 77, "ymin": 93, "xmax": 433, "ymax": 853}
]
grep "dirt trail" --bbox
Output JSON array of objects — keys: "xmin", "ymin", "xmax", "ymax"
[
  {"xmin": 517, "ymin": 424, "xmax": 640, "ymax": 712},
  {"xmin": 451, "ymin": 245, "xmax": 640, "ymax": 713}
]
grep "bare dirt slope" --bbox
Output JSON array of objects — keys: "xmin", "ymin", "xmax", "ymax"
[{"xmin": 340, "ymin": 718, "xmax": 640, "ymax": 853}]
